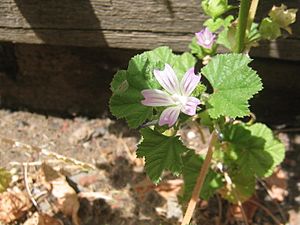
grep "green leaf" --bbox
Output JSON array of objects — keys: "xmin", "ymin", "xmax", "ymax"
[
  {"xmin": 110, "ymin": 46, "xmax": 196, "ymax": 128},
  {"xmin": 201, "ymin": 0, "xmax": 234, "ymax": 19},
  {"xmin": 110, "ymin": 88, "xmax": 153, "ymax": 128},
  {"xmin": 221, "ymin": 172, "xmax": 256, "ymax": 203},
  {"xmin": 0, "ymin": 167, "xmax": 11, "ymax": 192},
  {"xmin": 110, "ymin": 70, "xmax": 128, "ymax": 94},
  {"xmin": 189, "ymin": 37, "xmax": 216, "ymax": 60},
  {"xmin": 191, "ymin": 83, "xmax": 206, "ymax": 98},
  {"xmin": 216, "ymin": 24, "xmax": 237, "ymax": 51},
  {"xmin": 259, "ymin": 17, "xmax": 281, "ymax": 40},
  {"xmin": 173, "ymin": 52, "xmax": 197, "ymax": 79},
  {"xmin": 223, "ymin": 123, "xmax": 285, "ymax": 178},
  {"xmin": 246, "ymin": 23, "xmax": 261, "ymax": 44},
  {"xmin": 137, "ymin": 128, "xmax": 189, "ymax": 183},
  {"xmin": 201, "ymin": 54, "xmax": 263, "ymax": 119},
  {"xmin": 204, "ymin": 15, "xmax": 234, "ymax": 32},
  {"xmin": 269, "ymin": 4, "xmax": 298, "ymax": 33},
  {"xmin": 182, "ymin": 151, "xmax": 223, "ymax": 201},
  {"xmin": 189, "ymin": 38, "xmax": 206, "ymax": 59}
]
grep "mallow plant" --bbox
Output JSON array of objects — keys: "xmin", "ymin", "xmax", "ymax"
[{"xmin": 109, "ymin": 0, "xmax": 297, "ymax": 224}]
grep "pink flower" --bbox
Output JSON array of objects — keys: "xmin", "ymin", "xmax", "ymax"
[
  {"xmin": 141, "ymin": 64, "xmax": 201, "ymax": 127},
  {"xmin": 195, "ymin": 28, "xmax": 216, "ymax": 49}
]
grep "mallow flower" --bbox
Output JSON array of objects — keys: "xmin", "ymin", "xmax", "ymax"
[
  {"xmin": 141, "ymin": 64, "xmax": 201, "ymax": 127},
  {"xmin": 195, "ymin": 28, "xmax": 216, "ymax": 49}
]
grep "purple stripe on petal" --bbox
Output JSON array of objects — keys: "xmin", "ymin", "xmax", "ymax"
[
  {"xmin": 141, "ymin": 89, "xmax": 174, "ymax": 107},
  {"xmin": 154, "ymin": 64, "xmax": 180, "ymax": 95},
  {"xmin": 195, "ymin": 28, "xmax": 216, "ymax": 49},
  {"xmin": 181, "ymin": 97, "xmax": 201, "ymax": 116},
  {"xmin": 159, "ymin": 106, "xmax": 181, "ymax": 127},
  {"xmin": 180, "ymin": 68, "xmax": 201, "ymax": 96}
]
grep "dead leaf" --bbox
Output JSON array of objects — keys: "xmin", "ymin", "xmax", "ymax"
[
  {"xmin": 265, "ymin": 168, "xmax": 288, "ymax": 202},
  {"xmin": 41, "ymin": 163, "xmax": 80, "ymax": 225},
  {"xmin": 133, "ymin": 178, "xmax": 156, "ymax": 201},
  {"xmin": 38, "ymin": 213, "xmax": 63, "ymax": 225},
  {"xmin": 69, "ymin": 126, "xmax": 93, "ymax": 144},
  {"xmin": 0, "ymin": 189, "xmax": 32, "ymax": 223},
  {"xmin": 41, "ymin": 163, "xmax": 61, "ymax": 182},
  {"xmin": 78, "ymin": 174, "xmax": 98, "ymax": 187},
  {"xmin": 155, "ymin": 179, "xmax": 183, "ymax": 199},
  {"xmin": 228, "ymin": 197, "xmax": 258, "ymax": 223},
  {"xmin": 0, "ymin": 167, "xmax": 11, "ymax": 192},
  {"xmin": 288, "ymin": 209, "xmax": 300, "ymax": 225},
  {"xmin": 134, "ymin": 178, "xmax": 183, "ymax": 201}
]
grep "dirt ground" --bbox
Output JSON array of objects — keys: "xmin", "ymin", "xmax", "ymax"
[{"xmin": 0, "ymin": 109, "xmax": 300, "ymax": 225}]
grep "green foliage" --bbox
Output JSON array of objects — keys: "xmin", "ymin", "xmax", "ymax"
[
  {"xmin": 204, "ymin": 15, "xmax": 234, "ymax": 32},
  {"xmin": 189, "ymin": 37, "xmax": 215, "ymax": 59},
  {"xmin": 136, "ymin": 128, "xmax": 189, "ymax": 183},
  {"xmin": 182, "ymin": 151, "xmax": 223, "ymax": 201},
  {"xmin": 0, "ymin": 167, "xmax": 11, "ymax": 193},
  {"xmin": 259, "ymin": 4, "xmax": 297, "ymax": 40},
  {"xmin": 201, "ymin": 54, "xmax": 263, "ymax": 119},
  {"xmin": 216, "ymin": 24, "xmax": 237, "ymax": 51},
  {"xmin": 245, "ymin": 23, "xmax": 261, "ymax": 47},
  {"xmin": 269, "ymin": 4, "xmax": 298, "ymax": 33},
  {"xmin": 109, "ymin": 46, "xmax": 196, "ymax": 128},
  {"xmin": 223, "ymin": 123, "xmax": 285, "ymax": 178},
  {"xmin": 108, "ymin": 0, "xmax": 291, "ymax": 210},
  {"xmin": 259, "ymin": 18, "xmax": 281, "ymax": 40},
  {"xmin": 221, "ymin": 172, "xmax": 256, "ymax": 203},
  {"xmin": 201, "ymin": 0, "xmax": 233, "ymax": 19},
  {"xmin": 218, "ymin": 123, "xmax": 285, "ymax": 202}
]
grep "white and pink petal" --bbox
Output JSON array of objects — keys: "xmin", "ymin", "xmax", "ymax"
[
  {"xmin": 154, "ymin": 64, "xmax": 180, "ymax": 95},
  {"xmin": 141, "ymin": 89, "xmax": 174, "ymax": 107},
  {"xmin": 158, "ymin": 106, "xmax": 181, "ymax": 127},
  {"xmin": 180, "ymin": 68, "xmax": 201, "ymax": 96},
  {"xmin": 181, "ymin": 97, "xmax": 201, "ymax": 116}
]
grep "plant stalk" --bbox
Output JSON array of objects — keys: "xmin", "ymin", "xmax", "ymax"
[
  {"xmin": 181, "ymin": 131, "xmax": 218, "ymax": 225},
  {"xmin": 247, "ymin": 0, "xmax": 260, "ymax": 32},
  {"xmin": 235, "ymin": 0, "xmax": 252, "ymax": 53}
]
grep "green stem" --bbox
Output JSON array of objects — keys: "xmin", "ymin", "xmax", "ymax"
[{"xmin": 235, "ymin": 0, "xmax": 252, "ymax": 53}]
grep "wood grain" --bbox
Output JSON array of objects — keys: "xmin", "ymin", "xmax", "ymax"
[{"xmin": 0, "ymin": 0, "xmax": 299, "ymax": 60}]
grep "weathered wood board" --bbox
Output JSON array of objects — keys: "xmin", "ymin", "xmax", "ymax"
[{"xmin": 0, "ymin": 0, "xmax": 299, "ymax": 60}]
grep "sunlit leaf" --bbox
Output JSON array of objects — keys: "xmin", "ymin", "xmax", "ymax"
[
  {"xmin": 201, "ymin": 54, "xmax": 263, "ymax": 119},
  {"xmin": 201, "ymin": 0, "xmax": 234, "ymax": 19},
  {"xmin": 269, "ymin": 4, "xmax": 298, "ymax": 34},
  {"xmin": 259, "ymin": 17, "xmax": 281, "ymax": 40},
  {"xmin": 204, "ymin": 15, "xmax": 234, "ymax": 32},
  {"xmin": 110, "ymin": 47, "xmax": 196, "ymax": 128},
  {"xmin": 137, "ymin": 128, "xmax": 189, "ymax": 183},
  {"xmin": 223, "ymin": 123, "xmax": 285, "ymax": 178}
]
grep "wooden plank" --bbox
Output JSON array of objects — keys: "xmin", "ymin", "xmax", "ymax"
[{"xmin": 0, "ymin": 0, "xmax": 299, "ymax": 60}]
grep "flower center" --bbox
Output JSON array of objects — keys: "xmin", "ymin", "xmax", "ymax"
[
  {"xmin": 171, "ymin": 94, "xmax": 188, "ymax": 106},
  {"xmin": 204, "ymin": 39, "xmax": 211, "ymax": 45}
]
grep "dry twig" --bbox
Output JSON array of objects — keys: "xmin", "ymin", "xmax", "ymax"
[
  {"xmin": 181, "ymin": 131, "xmax": 217, "ymax": 225},
  {"xmin": 23, "ymin": 163, "xmax": 40, "ymax": 211}
]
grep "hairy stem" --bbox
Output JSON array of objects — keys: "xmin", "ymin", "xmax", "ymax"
[
  {"xmin": 235, "ymin": 0, "xmax": 251, "ymax": 53},
  {"xmin": 181, "ymin": 131, "xmax": 218, "ymax": 225}
]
